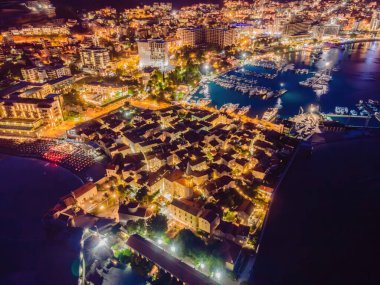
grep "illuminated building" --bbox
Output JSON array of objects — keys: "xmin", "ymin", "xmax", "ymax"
[
  {"xmin": 370, "ymin": 9, "xmax": 380, "ymax": 31},
  {"xmin": 137, "ymin": 39, "xmax": 169, "ymax": 69},
  {"xmin": 21, "ymin": 65, "xmax": 71, "ymax": 83},
  {"xmin": 177, "ymin": 27, "xmax": 204, "ymax": 47},
  {"xmin": 282, "ymin": 20, "xmax": 312, "ymax": 36},
  {"xmin": 169, "ymin": 198, "xmax": 220, "ymax": 234},
  {"xmin": 0, "ymin": 82, "xmax": 64, "ymax": 137},
  {"xmin": 312, "ymin": 23, "xmax": 341, "ymax": 39},
  {"xmin": 79, "ymin": 47, "xmax": 110, "ymax": 73},
  {"xmin": 205, "ymin": 28, "xmax": 236, "ymax": 48},
  {"xmin": 177, "ymin": 26, "xmax": 236, "ymax": 48}
]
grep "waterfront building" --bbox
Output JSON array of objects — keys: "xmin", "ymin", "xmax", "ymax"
[
  {"xmin": 370, "ymin": 9, "xmax": 380, "ymax": 31},
  {"xmin": 137, "ymin": 39, "xmax": 169, "ymax": 69},
  {"xmin": 312, "ymin": 23, "xmax": 341, "ymax": 39},
  {"xmin": 273, "ymin": 16, "xmax": 288, "ymax": 33},
  {"xmin": 0, "ymin": 82, "xmax": 64, "ymax": 137},
  {"xmin": 79, "ymin": 47, "xmax": 110, "ymax": 73},
  {"xmin": 71, "ymin": 182, "xmax": 98, "ymax": 206},
  {"xmin": 282, "ymin": 20, "xmax": 312, "ymax": 37}
]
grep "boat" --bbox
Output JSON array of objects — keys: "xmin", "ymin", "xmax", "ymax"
[
  {"xmin": 237, "ymin": 106, "xmax": 251, "ymax": 116},
  {"xmin": 374, "ymin": 112, "xmax": 380, "ymax": 123},
  {"xmin": 225, "ymin": 103, "xmax": 239, "ymax": 114},
  {"xmin": 368, "ymin": 99, "xmax": 379, "ymax": 105},
  {"xmin": 275, "ymin": 98, "xmax": 283, "ymax": 109},
  {"xmin": 262, "ymin": 107, "xmax": 279, "ymax": 122},
  {"xmin": 350, "ymin": 110, "xmax": 358, "ymax": 116},
  {"xmin": 197, "ymin": 98, "xmax": 211, "ymax": 107},
  {"xmin": 335, "ymin": 106, "xmax": 348, "ymax": 114},
  {"xmin": 276, "ymin": 89, "xmax": 288, "ymax": 97}
]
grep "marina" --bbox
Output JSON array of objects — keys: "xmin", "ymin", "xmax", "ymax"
[{"xmin": 187, "ymin": 42, "xmax": 380, "ymax": 128}]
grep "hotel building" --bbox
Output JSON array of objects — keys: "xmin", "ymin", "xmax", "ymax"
[{"xmin": 137, "ymin": 39, "xmax": 169, "ymax": 69}]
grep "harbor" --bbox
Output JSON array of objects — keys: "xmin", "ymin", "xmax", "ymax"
[{"xmin": 186, "ymin": 41, "xmax": 380, "ymax": 129}]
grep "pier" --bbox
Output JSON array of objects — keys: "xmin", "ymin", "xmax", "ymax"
[
  {"xmin": 324, "ymin": 113, "xmax": 371, "ymax": 119},
  {"xmin": 323, "ymin": 113, "xmax": 372, "ymax": 127}
]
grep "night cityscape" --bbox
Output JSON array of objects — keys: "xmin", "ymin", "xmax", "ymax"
[{"xmin": 0, "ymin": 1, "xmax": 379, "ymax": 285}]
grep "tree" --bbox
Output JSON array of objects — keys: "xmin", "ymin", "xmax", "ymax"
[
  {"xmin": 126, "ymin": 219, "xmax": 146, "ymax": 235},
  {"xmin": 146, "ymin": 214, "xmax": 168, "ymax": 237},
  {"xmin": 135, "ymin": 187, "xmax": 148, "ymax": 202}
]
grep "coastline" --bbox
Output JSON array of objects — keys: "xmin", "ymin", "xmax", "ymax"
[
  {"xmin": 0, "ymin": 151, "xmax": 85, "ymax": 184},
  {"xmin": 0, "ymin": 147, "xmax": 107, "ymax": 183}
]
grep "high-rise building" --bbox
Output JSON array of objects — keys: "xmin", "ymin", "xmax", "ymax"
[
  {"xmin": 177, "ymin": 27, "xmax": 236, "ymax": 48},
  {"xmin": 370, "ymin": 9, "xmax": 380, "ymax": 31},
  {"xmin": 177, "ymin": 28, "xmax": 204, "ymax": 47},
  {"xmin": 79, "ymin": 47, "xmax": 110, "ymax": 71},
  {"xmin": 283, "ymin": 21, "xmax": 312, "ymax": 36},
  {"xmin": 205, "ymin": 28, "xmax": 236, "ymax": 48},
  {"xmin": 137, "ymin": 39, "xmax": 169, "ymax": 69},
  {"xmin": 312, "ymin": 23, "xmax": 341, "ymax": 39}
]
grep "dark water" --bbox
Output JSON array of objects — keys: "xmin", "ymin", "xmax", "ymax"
[
  {"xmin": 194, "ymin": 42, "xmax": 380, "ymax": 127},
  {"xmin": 0, "ymin": 154, "xmax": 83, "ymax": 285},
  {"xmin": 252, "ymin": 133, "xmax": 380, "ymax": 285},
  {"xmin": 0, "ymin": 154, "xmax": 144, "ymax": 285}
]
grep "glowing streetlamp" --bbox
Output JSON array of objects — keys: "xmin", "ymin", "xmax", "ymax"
[
  {"xmin": 280, "ymin": 82, "xmax": 285, "ymax": 87},
  {"xmin": 98, "ymin": 238, "xmax": 107, "ymax": 247},
  {"xmin": 170, "ymin": 245, "xmax": 176, "ymax": 253}
]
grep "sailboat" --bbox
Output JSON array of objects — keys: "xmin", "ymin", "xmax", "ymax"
[{"xmin": 275, "ymin": 98, "xmax": 283, "ymax": 109}]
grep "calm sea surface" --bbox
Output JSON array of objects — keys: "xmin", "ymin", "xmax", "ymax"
[{"xmin": 0, "ymin": 154, "xmax": 144, "ymax": 285}]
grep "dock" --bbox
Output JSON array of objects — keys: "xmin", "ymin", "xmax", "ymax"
[{"xmin": 324, "ymin": 113, "xmax": 371, "ymax": 119}]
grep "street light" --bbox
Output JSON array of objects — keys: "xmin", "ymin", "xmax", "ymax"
[
  {"xmin": 170, "ymin": 245, "xmax": 176, "ymax": 253},
  {"xmin": 280, "ymin": 82, "xmax": 285, "ymax": 87},
  {"xmin": 200, "ymin": 263, "xmax": 205, "ymax": 269},
  {"xmin": 203, "ymin": 63, "xmax": 211, "ymax": 74},
  {"xmin": 215, "ymin": 271, "xmax": 221, "ymax": 280},
  {"xmin": 97, "ymin": 238, "xmax": 107, "ymax": 248}
]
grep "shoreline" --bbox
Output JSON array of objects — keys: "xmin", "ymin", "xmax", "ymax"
[{"xmin": 0, "ymin": 148, "xmax": 99, "ymax": 184}]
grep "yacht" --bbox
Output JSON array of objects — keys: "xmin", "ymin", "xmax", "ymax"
[
  {"xmin": 350, "ymin": 110, "xmax": 358, "ymax": 116},
  {"xmin": 374, "ymin": 112, "xmax": 380, "ymax": 123},
  {"xmin": 262, "ymin": 107, "xmax": 279, "ymax": 121},
  {"xmin": 237, "ymin": 106, "xmax": 251, "ymax": 116},
  {"xmin": 197, "ymin": 98, "xmax": 211, "ymax": 107},
  {"xmin": 368, "ymin": 99, "xmax": 379, "ymax": 105},
  {"xmin": 276, "ymin": 89, "xmax": 288, "ymax": 97}
]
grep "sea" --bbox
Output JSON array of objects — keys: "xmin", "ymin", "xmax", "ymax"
[
  {"xmin": 0, "ymin": 154, "xmax": 146, "ymax": 285},
  {"xmin": 191, "ymin": 41, "xmax": 380, "ymax": 127}
]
